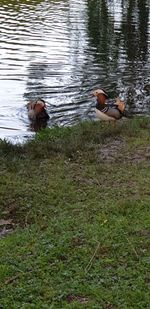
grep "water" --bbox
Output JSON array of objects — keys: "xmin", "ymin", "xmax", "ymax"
[{"xmin": 0, "ymin": 0, "xmax": 149, "ymax": 142}]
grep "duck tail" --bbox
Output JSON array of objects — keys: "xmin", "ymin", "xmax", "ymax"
[
  {"xmin": 114, "ymin": 98, "xmax": 133, "ymax": 118},
  {"xmin": 122, "ymin": 110, "xmax": 133, "ymax": 118},
  {"xmin": 115, "ymin": 98, "xmax": 125, "ymax": 113}
]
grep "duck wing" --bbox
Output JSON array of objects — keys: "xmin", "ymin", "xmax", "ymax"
[
  {"xmin": 106, "ymin": 107, "xmax": 122, "ymax": 119},
  {"xmin": 36, "ymin": 108, "xmax": 49, "ymax": 120}
]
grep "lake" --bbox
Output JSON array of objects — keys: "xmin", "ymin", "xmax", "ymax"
[{"xmin": 0, "ymin": 0, "xmax": 149, "ymax": 142}]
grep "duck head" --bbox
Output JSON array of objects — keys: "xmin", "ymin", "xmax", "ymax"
[
  {"xmin": 92, "ymin": 89, "xmax": 108, "ymax": 105},
  {"xmin": 27, "ymin": 99, "xmax": 46, "ymax": 121}
]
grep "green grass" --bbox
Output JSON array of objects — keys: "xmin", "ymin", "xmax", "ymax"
[{"xmin": 0, "ymin": 118, "xmax": 150, "ymax": 308}]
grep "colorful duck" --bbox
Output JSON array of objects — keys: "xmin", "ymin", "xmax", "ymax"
[
  {"xmin": 27, "ymin": 99, "xmax": 49, "ymax": 121},
  {"xmin": 92, "ymin": 89, "xmax": 125, "ymax": 121},
  {"xmin": 27, "ymin": 98, "xmax": 49, "ymax": 131}
]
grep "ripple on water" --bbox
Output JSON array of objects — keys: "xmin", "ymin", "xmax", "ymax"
[{"xmin": 0, "ymin": 0, "xmax": 149, "ymax": 142}]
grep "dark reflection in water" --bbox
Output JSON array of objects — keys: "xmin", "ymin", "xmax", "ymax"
[
  {"xmin": 0, "ymin": 0, "xmax": 149, "ymax": 142},
  {"xmin": 87, "ymin": 0, "xmax": 149, "ymax": 105}
]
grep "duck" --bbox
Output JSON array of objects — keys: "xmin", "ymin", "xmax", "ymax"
[
  {"xmin": 92, "ymin": 89, "xmax": 126, "ymax": 121},
  {"xmin": 27, "ymin": 98, "xmax": 49, "ymax": 121},
  {"xmin": 27, "ymin": 98, "xmax": 49, "ymax": 131}
]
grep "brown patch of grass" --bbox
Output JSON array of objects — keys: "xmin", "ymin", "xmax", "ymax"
[{"xmin": 66, "ymin": 294, "xmax": 89, "ymax": 304}]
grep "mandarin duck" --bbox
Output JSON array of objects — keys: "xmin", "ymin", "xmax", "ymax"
[
  {"xmin": 92, "ymin": 89, "xmax": 126, "ymax": 121},
  {"xmin": 27, "ymin": 98, "xmax": 49, "ymax": 131}
]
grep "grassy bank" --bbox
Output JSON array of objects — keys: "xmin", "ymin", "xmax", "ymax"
[{"xmin": 0, "ymin": 118, "xmax": 150, "ymax": 309}]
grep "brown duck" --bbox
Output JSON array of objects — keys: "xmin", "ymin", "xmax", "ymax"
[
  {"xmin": 27, "ymin": 98, "xmax": 49, "ymax": 131},
  {"xmin": 92, "ymin": 89, "xmax": 125, "ymax": 121},
  {"xmin": 27, "ymin": 99, "xmax": 49, "ymax": 121}
]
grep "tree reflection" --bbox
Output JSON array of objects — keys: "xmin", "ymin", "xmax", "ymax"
[
  {"xmin": 24, "ymin": 62, "xmax": 48, "ymax": 101},
  {"xmin": 137, "ymin": 0, "xmax": 149, "ymax": 61},
  {"xmin": 88, "ymin": 0, "xmax": 149, "ymax": 60},
  {"xmin": 87, "ymin": 0, "xmax": 110, "ymax": 63},
  {"xmin": 87, "ymin": 0, "xmax": 149, "ymax": 109},
  {"xmin": 121, "ymin": 0, "xmax": 149, "ymax": 62}
]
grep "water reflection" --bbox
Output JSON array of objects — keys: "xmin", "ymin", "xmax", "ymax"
[{"xmin": 0, "ymin": 0, "xmax": 149, "ymax": 142}]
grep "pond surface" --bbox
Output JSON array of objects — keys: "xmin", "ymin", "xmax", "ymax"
[{"xmin": 0, "ymin": 0, "xmax": 149, "ymax": 142}]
